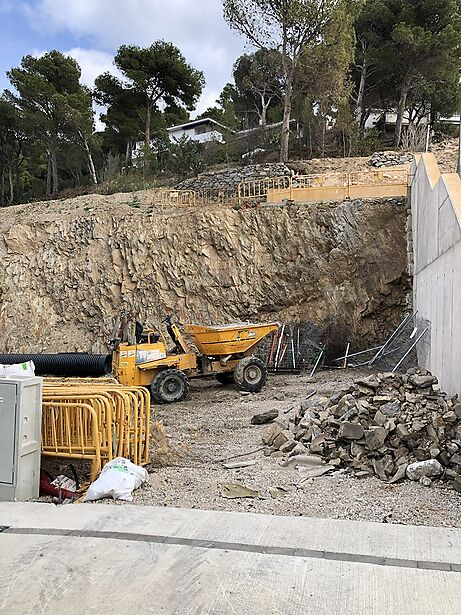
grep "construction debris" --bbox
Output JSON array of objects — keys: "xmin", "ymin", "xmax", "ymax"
[
  {"xmin": 269, "ymin": 486, "xmax": 290, "ymax": 498},
  {"xmin": 406, "ymin": 459, "xmax": 443, "ymax": 481},
  {"xmin": 222, "ymin": 460, "xmax": 258, "ymax": 470},
  {"xmin": 262, "ymin": 368, "xmax": 461, "ymax": 491},
  {"xmin": 258, "ymin": 323, "xmax": 326, "ymax": 374},
  {"xmin": 334, "ymin": 313, "xmax": 427, "ymax": 371},
  {"xmin": 221, "ymin": 483, "xmax": 259, "ymax": 499},
  {"xmin": 369, "ymin": 151, "xmax": 414, "ymax": 167},
  {"xmin": 251, "ymin": 409, "xmax": 279, "ymax": 424}
]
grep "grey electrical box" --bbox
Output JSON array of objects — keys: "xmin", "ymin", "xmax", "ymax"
[{"xmin": 0, "ymin": 376, "xmax": 43, "ymax": 501}]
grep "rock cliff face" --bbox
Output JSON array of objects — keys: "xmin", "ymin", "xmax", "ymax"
[{"xmin": 0, "ymin": 193, "xmax": 409, "ymax": 354}]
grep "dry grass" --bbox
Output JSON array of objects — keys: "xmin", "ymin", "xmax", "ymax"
[{"xmin": 149, "ymin": 419, "xmax": 188, "ymax": 467}]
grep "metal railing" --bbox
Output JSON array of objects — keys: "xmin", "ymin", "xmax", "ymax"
[
  {"xmin": 148, "ymin": 169, "xmax": 409, "ymax": 208},
  {"xmin": 238, "ymin": 169, "xmax": 408, "ymax": 204},
  {"xmin": 237, "ymin": 176, "xmax": 290, "ymax": 201},
  {"xmin": 42, "ymin": 381, "xmax": 151, "ymax": 480},
  {"xmin": 151, "ymin": 189, "xmax": 196, "ymax": 207}
]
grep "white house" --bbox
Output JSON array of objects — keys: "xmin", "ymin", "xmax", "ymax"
[
  {"xmin": 167, "ymin": 117, "xmax": 232, "ymax": 144},
  {"xmin": 132, "ymin": 118, "xmax": 233, "ymax": 166}
]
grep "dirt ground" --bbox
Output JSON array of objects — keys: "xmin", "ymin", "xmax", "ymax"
[
  {"xmin": 431, "ymin": 139, "xmax": 458, "ymax": 173},
  {"xmin": 115, "ymin": 368, "xmax": 461, "ymax": 528}
]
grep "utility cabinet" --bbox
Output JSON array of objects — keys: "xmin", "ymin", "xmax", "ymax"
[{"xmin": 0, "ymin": 377, "xmax": 43, "ymax": 501}]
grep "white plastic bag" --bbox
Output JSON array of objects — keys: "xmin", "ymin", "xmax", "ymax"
[
  {"xmin": 84, "ymin": 457, "xmax": 148, "ymax": 502},
  {"xmin": 0, "ymin": 361, "xmax": 35, "ymax": 378}
]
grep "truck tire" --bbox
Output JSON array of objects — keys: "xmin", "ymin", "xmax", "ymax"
[
  {"xmin": 234, "ymin": 356, "xmax": 267, "ymax": 393},
  {"xmin": 215, "ymin": 372, "xmax": 235, "ymax": 385},
  {"xmin": 150, "ymin": 368, "xmax": 189, "ymax": 404}
]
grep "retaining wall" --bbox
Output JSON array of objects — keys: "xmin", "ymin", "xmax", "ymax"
[{"xmin": 410, "ymin": 153, "xmax": 461, "ymax": 396}]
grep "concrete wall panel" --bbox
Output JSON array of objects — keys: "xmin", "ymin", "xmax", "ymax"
[{"xmin": 412, "ymin": 154, "xmax": 461, "ymax": 396}]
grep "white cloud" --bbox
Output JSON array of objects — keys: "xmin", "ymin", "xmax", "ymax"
[
  {"xmin": 195, "ymin": 89, "xmax": 221, "ymax": 116},
  {"xmin": 23, "ymin": 0, "xmax": 248, "ymax": 117},
  {"xmin": 31, "ymin": 47, "xmax": 121, "ymax": 130},
  {"xmin": 65, "ymin": 48, "xmax": 120, "ymax": 88},
  {"xmin": 65, "ymin": 49, "xmax": 122, "ymax": 131}
]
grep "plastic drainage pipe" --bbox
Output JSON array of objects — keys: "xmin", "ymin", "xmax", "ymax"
[{"xmin": 0, "ymin": 353, "xmax": 112, "ymax": 377}]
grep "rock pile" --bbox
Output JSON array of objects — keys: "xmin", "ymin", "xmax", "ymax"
[
  {"xmin": 369, "ymin": 151, "xmax": 414, "ymax": 168},
  {"xmin": 176, "ymin": 163, "xmax": 291, "ymax": 192},
  {"xmin": 263, "ymin": 369, "xmax": 461, "ymax": 491}
]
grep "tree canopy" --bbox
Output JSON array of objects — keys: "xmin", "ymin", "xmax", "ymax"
[
  {"xmin": 98, "ymin": 42, "xmax": 204, "ymax": 146},
  {"xmin": 2, "ymin": 8, "xmax": 461, "ymax": 205},
  {"xmin": 223, "ymin": 0, "xmax": 343, "ymax": 161},
  {"xmin": 353, "ymin": 0, "xmax": 461, "ymax": 144},
  {"xmin": 6, "ymin": 51, "xmax": 95, "ymax": 195}
]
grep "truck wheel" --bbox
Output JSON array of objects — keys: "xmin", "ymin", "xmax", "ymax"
[
  {"xmin": 151, "ymin": 368, "xmax": 189, "ymax": 404},
  {"xmin": 234, "ymin": 356, "xmax": 267, "ymax": 393},
  {"xmin": 215, "ymin": 373, "xmax": 235, "ymax": 385}
]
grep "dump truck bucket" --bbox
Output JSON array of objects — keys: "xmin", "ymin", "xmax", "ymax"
[{"xmin": 184, "ymin": 322, "xmax": 280, "ymax": 357}]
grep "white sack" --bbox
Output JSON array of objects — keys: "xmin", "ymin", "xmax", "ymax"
[
  {"xmin": 84, "ymin": 457, "xmax": 148, "ymax": 502},
  {"xmin": 0, "ymin": 361, "xmax": 35, "ymax": 378}
]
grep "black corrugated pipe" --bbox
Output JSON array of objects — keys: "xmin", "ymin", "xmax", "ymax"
[{"xmin": 0, "ymin": 353, "xmax": 112, "ymax": 377}]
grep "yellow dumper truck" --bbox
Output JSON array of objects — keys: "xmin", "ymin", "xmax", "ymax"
[{"xmin": 111, "ymin": 316, "xmax": 279, "ymax": 404}]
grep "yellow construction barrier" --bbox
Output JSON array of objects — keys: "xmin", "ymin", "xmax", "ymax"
[
  {"xmin": 42, "ymin": 380, "xmax": 151, "ymax": 479},
  {"xmin": 238, "ymin": 170, "xmax": 408, "ymax": 204},
  {"xmin": 42, "ymin": 401, "xmax": 103, "ymax": 480},
  {"xmin": 147, "ymin": 169, "xmax": 409, "ymax": 209},
  {"xmin": 151, "ymin": 189, "xmax": 196, "ymax": 207}
]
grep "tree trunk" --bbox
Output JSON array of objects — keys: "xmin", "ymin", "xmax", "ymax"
[
  {"xmin": 8, "ymin": 164, "xmax": 14, "ymax": 204},
  {"xmin": 280, "ymin": 75, "xmax": 293, "ymax": 163},
  {"xmin": 321, "ymin": 117, "xmax": 326, "ymax": 158},
  {"xmin": 260, "ymin": 94, "xmax": 271, "ymax": 128},
  {"xmin": 125, "ymin": 141, "xmax": 132, "ymax": 168},
  {"xmin": 46, "ymin": 155, "xmax": 52, "ymax": 197},
  {"xmin": 394, "ymin": 75, "xmax": 412, "ymax": 148},
  {"xmin": 355, "ymin": 61, "xmax": 368, "ymax": 126},
  {"xmin": 145, "ymin": 101, "xmax": 151, "ymax": 147},
  {"xmin": 1, "ymin": 168, "xmax": 5, "ymax": 206},
  {"xmin": 50, "ymin": 142, "xmax": 58, "ymax": 197},
  {"xmin": 83, "ymin": 137, "xmax": 98, "ymax": 184}
]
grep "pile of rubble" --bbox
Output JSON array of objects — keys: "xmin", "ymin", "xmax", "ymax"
[
  {"xmin": 176, "ymin": 162, "xmax": 291, "ymax": 191},
  {"xmin": 369, "ymin": 151, "xmax": 414, "ymax": 167},
  {"xmin": 263, "ymin": 369, "xmax": 461, "ymax": 491}
]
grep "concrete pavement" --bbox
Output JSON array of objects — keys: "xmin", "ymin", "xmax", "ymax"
[{"xmin": 0, "ymin": 501, "xmax": 460, "ymax": 614}]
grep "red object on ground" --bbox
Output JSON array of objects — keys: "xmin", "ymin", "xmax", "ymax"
[{"xmin": 39, "ymin": 470, "xmax": 78, "ymax": 500}]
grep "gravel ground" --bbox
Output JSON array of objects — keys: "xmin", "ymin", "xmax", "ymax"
[{"xmin": 123, "ymin": 368, "xmax": 461, "ymax": 528}]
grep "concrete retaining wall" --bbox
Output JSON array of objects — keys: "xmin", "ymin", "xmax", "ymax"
[{"xmin": 410, "ymin": 153, "xmax": 461, "ymax": 396}]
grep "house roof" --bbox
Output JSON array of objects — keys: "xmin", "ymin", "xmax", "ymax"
[
  {"xmin": 167, "ymin": 117, "xmax": 235, "ymax": 133},
  {"xmin": 235, "ymin": 119, "xmax": 297, "ymax": 138}
]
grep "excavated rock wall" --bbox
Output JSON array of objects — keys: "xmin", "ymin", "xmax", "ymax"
[{"xmin": 0, "ymin": 194, "xmax": 409, "ymax": 354}]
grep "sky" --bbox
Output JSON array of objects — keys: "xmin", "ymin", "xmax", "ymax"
[{"xmin": 0, "ymin": 0, "xmax": 247, "ymax": 126}]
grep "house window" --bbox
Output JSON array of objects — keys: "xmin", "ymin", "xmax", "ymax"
[{"xmin": 195, "ymin": 123, "xmax": 212, "ymax": 135}]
